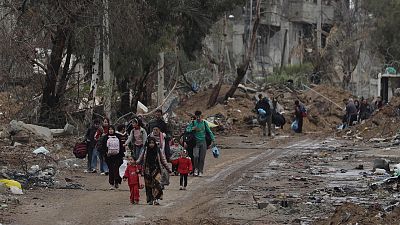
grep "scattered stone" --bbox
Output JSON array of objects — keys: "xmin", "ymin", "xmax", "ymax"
[
  {"xmin": 63, "ymin": 123, "xmax": 77, "ymax": 135},
  {"xmin": 355, "ymin": 164, "xmax": 364, "ymax": 170},
  {"xmin": 32, "ymin": 147, "xmax": 50, "ymax": 155},
  {"xmin": 50, "ymin": 129, "xmax": 65, "ymax": 137},
  {"xmin": 373, "ymin": 158, "xmax": 390, "ymax": 172}
]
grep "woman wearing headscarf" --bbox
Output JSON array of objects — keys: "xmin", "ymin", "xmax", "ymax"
[{"xmin": 136, "ymin": 137, "xmax": 172, "ymax": 205}]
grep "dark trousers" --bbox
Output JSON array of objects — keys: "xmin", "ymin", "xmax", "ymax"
[
  {"xmin": 186, "ymin": 145, "xmax": 195, "ymax": 171},
  {"xmin": 87, "ymin": 147, "xmax": 94, "ymax": 170},
  {"xmin": 180, "ymin": 174, "xmax": 188, "ymax": 187},
  {"xmin": 106, "ymin": 158, "xmax": 122, "ymax": 185},
  {"xmin": 296, "ymin": 117, "xmax": 303, "ymax": 133}
]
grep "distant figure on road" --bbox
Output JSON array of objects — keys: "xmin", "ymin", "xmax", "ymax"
[
  {"xmin": 294, "ymin": 100, "xmax": 305, "ymax": 133},
  {"xmin": 374, "ymin": 96, "xmax": 383, "ymax": 111},
  {"xmin": 255, "ymin": 94, "xmax": 272, "ymax": 136},
  {"xmin": 359, "ymin": 99, "xmax": 372, "ymax": 122},
  {"xmin": 345, "ymin": 98, "xmax": 358, "ymax": 127}
]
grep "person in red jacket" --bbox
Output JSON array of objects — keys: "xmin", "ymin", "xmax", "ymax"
[
  {"xmin": 177, "ymin": 150, "xmax": 193, "ymax": 190},
  {"xmin": 123, "ymin": 156, "xmax": 143, "ymax": 204}
]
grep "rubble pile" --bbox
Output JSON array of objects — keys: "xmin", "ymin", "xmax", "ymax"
[
  {"xmin": 317, "ymin": 202, "xmax": 400, "ymax": 225},
  {"xmin": 350, "ymin": 96, "xmax": 400, "ymax": 140},
  {"xmin": 175, "ymin": 84, "xmax": 354, "ymax": 134},
  {"xmin": 301, "ymin": 85, "xmax": 352, "ymax": 130}
]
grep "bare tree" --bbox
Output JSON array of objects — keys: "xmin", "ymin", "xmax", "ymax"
[{"xmin": 224, "ymin": 0, "xmax": 261, "ymax": 100}]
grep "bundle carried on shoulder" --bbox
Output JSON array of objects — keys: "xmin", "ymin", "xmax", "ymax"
[{"xmin": 73, "ymin": 142, "xmax": 87, "ymax": 159}]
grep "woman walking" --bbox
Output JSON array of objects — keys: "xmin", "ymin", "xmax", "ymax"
[
  {"xmin": 125, "ymin": 118, "xmax": 147, "ymax": 160},
  {"xmin": 99, "ymin": 125, "xmax": 124, "ymax": 189},
  {"xmin": 136, "ymin": 137, "xmax": 172, "ymax": 205}
]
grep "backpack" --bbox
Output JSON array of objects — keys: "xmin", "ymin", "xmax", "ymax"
[
  {"xmin": 204, "ymin": 121, "xmax": 212, "ymax": 148},
  {"xmin": 182, "ymin": 131, "xmax": 196, "ymax": 148},
  {"xmin": 106, "ymin": 136, "xmax": 120, "ymax": 156},
  {"xmin": 73, "ymin": 142, "xmax": 87, "ymax": 159}
]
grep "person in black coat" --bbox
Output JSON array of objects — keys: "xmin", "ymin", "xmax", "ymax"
[
  {"xmin": 84, "ymin": 119, "xmax": 101, "ymax": 173},
  {"xmin": 99, "ymin": 125, "xmax": 125, "ymax": 189}
]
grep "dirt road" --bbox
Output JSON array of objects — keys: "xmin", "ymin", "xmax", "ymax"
[
  {"xmin": 8, "ymin": 135, "xmax": 293, "ymax": 225},
  {"xmin": 6, "ymin": 134, "xmax": 399, "ymax": 225}
]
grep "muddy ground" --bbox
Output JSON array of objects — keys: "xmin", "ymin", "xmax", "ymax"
[{"xmin": 1, "ymin": 131, "xmax": 400, "ymax": 225}]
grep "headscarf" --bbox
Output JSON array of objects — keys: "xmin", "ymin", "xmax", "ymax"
[{"xmin": 145, "ymin": 137, "xmax": 159, "ymax": 166}]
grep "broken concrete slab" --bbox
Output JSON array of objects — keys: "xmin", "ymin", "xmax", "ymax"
[
  {"xmin": 51, "ymin": 129, "xmax": 65, "ymax": 137},
  {"xmin": 23, "ymin": 123, "xmax": 53, "ymax": 142},
  {"xmin": 238, "ymin": 84, "xmax": 257, "ymax": 93},
  {"xmin": 63, "ymin": 123, "xmax": 77, "ymax": 135}
]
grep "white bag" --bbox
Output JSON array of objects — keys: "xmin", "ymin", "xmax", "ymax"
[{"xmin": 119, "ymin": 159, "xmax": 128, "ymax": 178}]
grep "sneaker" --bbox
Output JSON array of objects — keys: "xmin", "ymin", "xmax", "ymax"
[
  {"xmin": 105, "ymin": 172, "xmax": 109, "ymax": 175},
  {"xmin": 179, "ymin": 186, "xmax": 183, "ymax": 190},
  {"xmin": 153, "ymin": 199, "xmax": 160, "ymax": 205},
  {"xmin": 148, "ymin": 201, "xmax": 153, "ymax": 205},
  {"xmin": 114, "ymin": 183, "xmax": 119, "ymax": 189},
  {"xmin": 193, "ymin": 169, "xmax": 198, "ymax": 176},
  {"xmin": 100, "ymin": 172, "xmax": 106, "ymax": 175},
  {"xmin": 198, "ymin": 172, "xmax": 203, "ymax": 177},
  {"xmin": 109, "ymin": 186, "xmax": 115, "ymax": 190},
  {"xmin": 90, "ymin": 169, "xmax": 97, "ymax": 173}
]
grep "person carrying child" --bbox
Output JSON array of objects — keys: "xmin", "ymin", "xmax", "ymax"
[
  {"xmin": 123, "ymin": 156, "xmax": 144, "ymax": 204},
  {"xmin": 176, "ymin": 150, "xmax": 192, "ymax": 190}
]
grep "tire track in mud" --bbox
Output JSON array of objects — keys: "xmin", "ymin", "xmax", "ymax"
[{"xmin": 150, "ymin": 138, "xmax": 320, "ymax": 224}]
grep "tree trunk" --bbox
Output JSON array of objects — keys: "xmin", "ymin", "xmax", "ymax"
[
  {"xmin": 84, "ymin": 27, "xmax": 101, "ymax": 127},
  {"xmin": 39, "ymin": 27, "xmax": 69, "ymax": 127},
  {"xmin": 208, "ymin": 71, "xmax": 224, "ymax": 107},
  {"xmin": 56, "ymin": 33, "xmax": 74, "ymax": 102},
  {"xmin": 118, "ymin": 77, "xmax": 130, "ymax": 116},
  {"xmin": 224, "ymin": 0, "xmax": 261, "ymax": 100},
  {"xmin": 208, "ymin": 16, "xmax": 227, "ymax": 107}
]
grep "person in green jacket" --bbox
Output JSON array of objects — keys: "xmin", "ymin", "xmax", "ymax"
[{"xmin": 186, "ymin": 110, "xmax": 215, "ymax": 177}]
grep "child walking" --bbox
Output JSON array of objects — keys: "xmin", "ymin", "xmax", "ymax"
[
  {"xmin": 170, "ymin": 137, "xmax": 184, "ymax": 175},
  {"xmin": 176, "ymin": 150, "xmax": 192, "ymax": 190},
  {"xmin": 123, "ymin": 156, "xmax": 143, "ymax": 204}
]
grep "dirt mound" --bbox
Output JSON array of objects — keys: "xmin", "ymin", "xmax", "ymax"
[
  {"xmin": 301, "ymin": 85, "xmax": 353, "ymax": 132},
  {"xmin": 175, "ymin": 84, "xmax": 354, "ymax": 135},
  {"xmin": 317, "ymin": 202, "xmax": 400, "ymax": 225},
  {"xmin": 350, "ymin": 96, "xmax": 400, "ymax": 139}
]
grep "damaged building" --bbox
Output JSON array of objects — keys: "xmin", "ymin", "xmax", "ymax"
[{"xmin": 224, "ymin": 0, "xmax": 336, "ymax": 77}]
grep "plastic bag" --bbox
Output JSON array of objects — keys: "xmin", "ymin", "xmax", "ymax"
[
  {"xmin": 291, "ymin": 120, "xmax": 298, "ymax": 131},
  {"xmin": 0, "ymin": 179, "xmax": 23, "ymax": 195},
  {"xmin": 212, "ymin": 146, "xmax": 220, "ymax": 158},
  {"xmin": 119, "ymin": 159, "xmax": 128, "ymax": 178}
]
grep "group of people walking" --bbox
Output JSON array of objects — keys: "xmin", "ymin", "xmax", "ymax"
[
  {"xmin": 343, "ymin": 96, "xmax": 383, "ymax": 127},
  {"xmin": 255, "ymin": 94, "xmax": 305, "ymax": 135},
  {"xmin": 84, "ymin": 109, "xmax": 215, "ymax": 205}
]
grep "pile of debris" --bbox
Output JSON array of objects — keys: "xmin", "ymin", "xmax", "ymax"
[
  {"xmin": 174, "ymin": 84, "xmax": 354, "ymax": 135},
  {"xmin": 317, "ymin": 202, "xmax": 400, "ymax": 225},
  {"xmin": 349, "ymin": 96, "xmax": 400, "ymax": 140}
]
